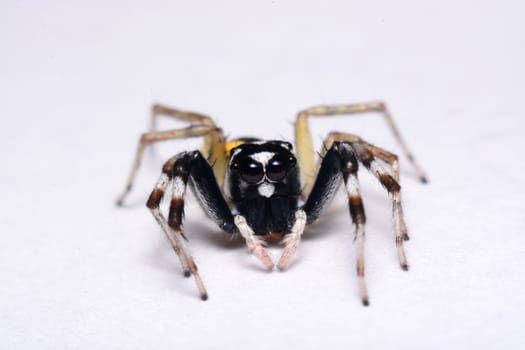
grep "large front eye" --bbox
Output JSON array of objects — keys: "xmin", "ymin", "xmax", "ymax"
[
  {"xmin": 239, "ymin": 159, "xmax": 264, "ymax": 183},
  {"xmin": 267, "ymin": 156, "xmax": 294, "ymax": 181}
]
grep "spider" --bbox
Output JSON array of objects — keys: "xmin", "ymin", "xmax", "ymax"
[{"xmin": 116, "ymin": 102, "xmax": 427, "ymax": 305}]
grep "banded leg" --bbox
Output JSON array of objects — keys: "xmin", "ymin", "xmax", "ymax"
[
  {"xmin": 295, "ymin": 102, "xmax": 427, "ymax": 194},
  {"xmin": 357, "ymin": 142, "xmax": 407, "ymax": 238},
  {"xmin": 116, "ymin": 124, "xmax": 226, "ymax": 205},
  {"xmin": 146, "ymin": 155, "xmax": 208, "ymax": 300},
  {"xmin": 340, "ymin": 144, "xmax": 369, "ymax": 306},
  {"xmin": 321, "ymin": 131, "xmax": 410, "ymax": 269},
  {"xmin": 146, "ymin": 151, "xmax": 236, "ymax": 301},
  {"xmin": 350, "ymin": 142, "xmax": 409, "ymax": 270},
  {"xmin": 302, "ymin": 142, "xmax": 369, "ymax": 305}
]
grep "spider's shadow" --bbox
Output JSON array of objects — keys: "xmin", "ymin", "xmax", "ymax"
[
  {"xmin": 302, "ymin": 187, "xmax": 392, "ymax": 239},
  {"xmin": 144, "ymin": 217, "xmax": 271, "ymax": 292}
]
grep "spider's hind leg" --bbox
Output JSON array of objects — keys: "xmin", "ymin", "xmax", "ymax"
[
  {"xmin": 294, "ymin": 102, "xmax": 427, "ymax": 194},
  {"xmin": 116, "ymin": 106, "xmax": 227, "ymax": 206},
  {"xmin": 323, "ymin": 132, "xmax": 410, "ymax": 270},
  {"xmin": 150, "ymin": 104, "xmax": 215, "ymax": 132},
  {"xmin": 350, "ymin": 141, "xmax": 409, "ymax": 270},
  {"xmin": 302, "ymin": 142, "xmax": 369, "ymax": 305},
  {"xmin": 149, "ymin": 104, "xmax": 221, "ymax": 161}
]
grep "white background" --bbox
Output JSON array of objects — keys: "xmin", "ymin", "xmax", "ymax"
[{"xmin": 1, "ymin": 1, "xmax": 524, "ymax": 349}]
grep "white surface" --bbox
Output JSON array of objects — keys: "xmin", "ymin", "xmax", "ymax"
[{"xmin": 1, "ymin": 1, "xmax": 524, "ymax": 349}]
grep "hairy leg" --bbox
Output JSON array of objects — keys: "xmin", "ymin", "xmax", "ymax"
[
  {"xmin": 146, "ymin": 151, "xmax": 236, "ymax": 300},
  {"xmin": 116, "ymin": 124, "xmax": 226, "ymax": 205},
  {"xmin": 302, "ymin": 141, "xmax": 370, "ymax": 305},
  {"xmin": 295, "ymin": 102, "xmax": 427, "ymax": 194}
]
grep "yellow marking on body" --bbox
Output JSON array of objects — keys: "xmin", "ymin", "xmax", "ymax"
[{"xmin": 225, "ymin": 140, "xmax": 247, "ymax": 156}]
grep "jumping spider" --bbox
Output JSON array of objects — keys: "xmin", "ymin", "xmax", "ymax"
[{"xmin": 116, "ymin": 102, "xmax": 427, "ymax": 305}]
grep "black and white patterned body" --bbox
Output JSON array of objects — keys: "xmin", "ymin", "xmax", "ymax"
[
  {"xmin": 120, "ymin": 102, "xmax": 426, "ymax": 304},
  {"xmin": 226, "ymin": 141, "xmax": 301, "ymax": 236}
]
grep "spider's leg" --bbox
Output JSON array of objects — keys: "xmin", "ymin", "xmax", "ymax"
[
  {"xmin": 294, "ymin": 102, "xmax": 427, "ymax": 194},
  {"xmin": 149, "ymin": 104, "xmax": 223, "ymax": 162},
  {"xmin": 146, "ymin": 151, "xmax": 236, "ymax": 301},
  {"xmin": 341, "ymin": 151, "xmax": 369, "ymax": 306},
  {"xmin": 276, "ymin": 209, "xmax": 307, "ymax": 270},
  {"xmin": 356, "ymin": 142, "xmax": 407, "ymax": 239},
  {"xmin": 116, "ymin": 124, "xmax": 226, "ymax": 205},
  {"xmin": 323, "ymin": 132, "xmax": 409, "ymax": 262},
  {"xmin": 147, "ymin": 159, "xmax": 190, "ymax": 273},
  {"xmin": 321, "ymin": 131, "xmax": 410, "ymax": 269},
  {"xmin": 351, "ymin": 142, "xmax": 409, "ymax": 270},
  {"xmin": 150, "ymin": 104, "xmax": 215, "ymax": 132},
  {"xmin": 302, "ymin": 142, "xmax": 369, "ymax": 305},
  {"xmin": 186, "ymin": 151, "xmax": 236, "ymax": 234}
]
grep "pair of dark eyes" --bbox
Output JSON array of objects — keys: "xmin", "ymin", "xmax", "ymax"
[{"xmin": 231, "ymin": 156, "xmax": 296, "ymax": 183}]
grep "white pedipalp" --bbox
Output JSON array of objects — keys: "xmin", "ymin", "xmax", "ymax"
[
  {"xmin": 277, "ymin": 209, "xmax": 307, "ymax": 270},
  {"xmin": 234, "ymin": 215, "xmax": 274, "ymax": 269}
]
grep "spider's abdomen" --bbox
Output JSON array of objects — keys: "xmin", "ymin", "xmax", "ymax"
[{"xmin": 236, "ymin": 195, "xmax": 299, "ymax": 235}]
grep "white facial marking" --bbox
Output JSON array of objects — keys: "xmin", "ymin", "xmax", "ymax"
[
  {"xmin": 231, "ymin": 148, "xmax": 242, "ymax": 159},
  {"xmin": 258, "ymin": 182, "xmax": 275, "ymax": 197},
  {"xmin": 249, "ymin": 151, "xmax": 275, "ymax": 166}
]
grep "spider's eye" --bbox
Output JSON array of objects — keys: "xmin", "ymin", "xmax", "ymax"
[
  {"xmin": 267, "ymin": 156, "xmax": 294, "ymax": 181},
  {"xmin": 239, "ymin": 160, "xmax": 264, "ymax": 183}
]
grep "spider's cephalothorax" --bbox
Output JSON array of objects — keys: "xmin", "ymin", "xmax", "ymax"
[
  {"xmin": 227, "ymin": 141, "xmax": 301, "ymax": 237},
  {"xmin": 116, "ymin": 102, "xmax": 428, "ymax": 305}
]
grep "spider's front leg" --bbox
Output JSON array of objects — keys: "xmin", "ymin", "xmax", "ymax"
[
  {"xmin": 322, "ymin": 132, "xmax": 411, "ymax": 269},
  {"xmin": 146, "ymin": 151, "xmax": 236, "ymax": 301},
  {"xmin": 302, "ymin": 142, "xmax": 370, "ymax": 305}
]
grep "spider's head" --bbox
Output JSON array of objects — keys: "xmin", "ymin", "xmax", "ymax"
[{"xmin": 228, "ymin": 141, "xmax": 299, "ymax": 200}]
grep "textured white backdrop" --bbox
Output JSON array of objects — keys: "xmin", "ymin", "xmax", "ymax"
[{"xmin": 1, "ymin": 1, "xmax": 524, "ymax": 349}]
